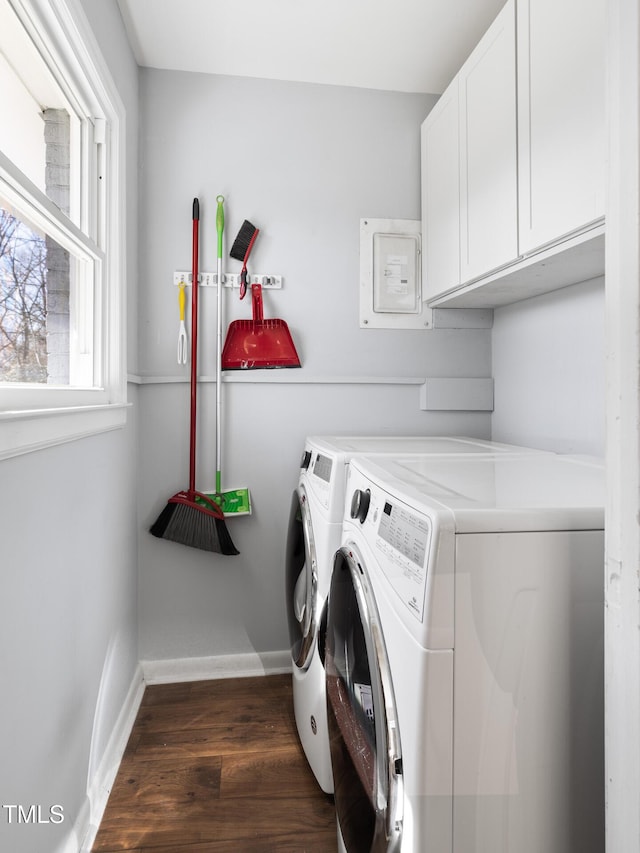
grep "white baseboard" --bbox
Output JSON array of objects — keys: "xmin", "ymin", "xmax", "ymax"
[
  {"xmin": 141, "ymin": 650, "xmax": 291, "ymax": 685},
  {"xmin": 79, "ymin": 664, "xmax": 145, "ymax": 853}
]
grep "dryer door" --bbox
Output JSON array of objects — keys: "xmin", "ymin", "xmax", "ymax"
[
  {"xmin": 326, "ymin": 546, "xmax": 403, "ymax": 853},
  {"xmin": 285, "ymin": 485, "xmax": 318, "ymax": 670}
]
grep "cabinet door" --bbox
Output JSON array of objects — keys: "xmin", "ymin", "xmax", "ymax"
[
  {"xmin": 459, "ymin": 0, "xmax": 518, "ymax": 283},
  {"xmin": 517, "ymin": 0, "xmax": 606, "ymax": 254},
  {"xmin": 421, "ymin": 80, "xmax": 460, "ymax": 300}
]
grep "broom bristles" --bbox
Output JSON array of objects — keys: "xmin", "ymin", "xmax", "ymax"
[
  {"xmin": 230, "ymin": 220, "xmax": 259, "ymax": 262},
  {"xmin": 150, "ymin": 493, "xmax": 239, "ymax": 555}
]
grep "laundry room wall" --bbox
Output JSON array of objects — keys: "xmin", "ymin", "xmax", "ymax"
[
  {"xmin": 0, "ymin": 2, "xmax": 140, "ymax": 852},
  {"xmin": 136, "ymin": 70, "xmax": 493, "ymax": 668},
  {"xmin": 491, "ymin": 276, "xmax": 605, "ymax": 455}
]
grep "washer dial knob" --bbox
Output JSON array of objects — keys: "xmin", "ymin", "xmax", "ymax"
[{"xmin": 351, "ymin": 489, "xmax": 371, "ymax": 523}]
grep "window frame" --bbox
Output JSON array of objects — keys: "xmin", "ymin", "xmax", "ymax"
[{"xmin": 0, "ymin": 0, "xmax": 127, "ymax": 459}]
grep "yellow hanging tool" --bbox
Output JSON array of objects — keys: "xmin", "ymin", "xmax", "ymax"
[{"xmin": 177, "ymin": 279, "xmax": 188, "ymax": 365}]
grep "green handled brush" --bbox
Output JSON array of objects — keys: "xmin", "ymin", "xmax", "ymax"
[{"xmin": 208, "ymin": 195, "xmax": 251, "ymax": 516}]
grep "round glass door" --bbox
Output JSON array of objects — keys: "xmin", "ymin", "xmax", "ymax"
[
  {"xmin": 325, "ymin": 546, "xmax": 403, "ymax": 853},
  {"xmin": 285, "ymin": 486, "xmax": 318, "ymax": 670}
]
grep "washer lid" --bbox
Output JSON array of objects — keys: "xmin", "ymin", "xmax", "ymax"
[{"xmin": 350, "ymin": 454, "xmax": 604, "ymax": 532}]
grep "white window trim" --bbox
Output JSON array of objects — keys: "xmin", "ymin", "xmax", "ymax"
[{"xmin": 0, "ymin": 0, "xmax": 128, "ymax": 460}]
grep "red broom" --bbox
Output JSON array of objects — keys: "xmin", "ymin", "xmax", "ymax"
[{"xmin": 150, "ymin": 198, "xmax": 239, "ymax": 555}]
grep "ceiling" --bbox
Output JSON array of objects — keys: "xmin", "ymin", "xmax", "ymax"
[{"xmin": 116, "ymin": 0, "xmax": 506, "ymax": 95}]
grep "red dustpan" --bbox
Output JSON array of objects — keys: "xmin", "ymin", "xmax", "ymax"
[{"xmin": 222, "ymin": 283, "xmax": 301, "ymax": 369}]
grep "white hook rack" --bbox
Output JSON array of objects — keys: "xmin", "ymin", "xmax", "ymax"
[{"xmin": 173, "ymin": 271, "xmax": 283, "ymax": 289}]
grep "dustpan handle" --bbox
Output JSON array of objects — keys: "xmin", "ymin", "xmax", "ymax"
[
  {"xmin": 251, "ymin": 283, "xmax": 264, "ymax": 325},
  {"xmin": 216, "ymin": 195, "xmax": 224, "ymax": 493}
]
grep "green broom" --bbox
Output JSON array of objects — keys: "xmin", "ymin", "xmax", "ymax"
[
  {"xmin": 150, "ymin": 198, "xmax": 239, "ymax": 555},
  {"xmin": 204, "ymin": 195, "xmax": 251, "ymax": 516}
]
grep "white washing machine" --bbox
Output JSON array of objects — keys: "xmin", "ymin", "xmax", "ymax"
[
  {"xmin": 325, "ymin": 453, "xmax": 605, "ymax": 852},
  {"xmin": 284, "ymin": 436, "xmax": 549, "ymax": 794}
]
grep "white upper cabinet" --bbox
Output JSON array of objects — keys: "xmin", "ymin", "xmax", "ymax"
[
  {"xmin": 422, "ymin": 0, "xmax": 517, "ymax": 301},
  {"xmin": 460, "ymin": 0, "xmax": 518, "ymax": 282},
  {"xmin": 421, "ymin": 0, "xmax": 606, "ymax": 308},
  {"xmin": 517, "ymin": 0, "xmax": 606, "ymax": 253},
  {"xmin": 421, "ymin": 80, "xmax": 460, "ymax": 300}
]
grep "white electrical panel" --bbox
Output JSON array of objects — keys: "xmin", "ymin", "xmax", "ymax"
[
  {"xmin": 372, "ymin": 233, "xmax": 420, "ymax": 313},
  {"xmin": 360, "ymin": 218, "xmax": 431, "ymax": 329}
]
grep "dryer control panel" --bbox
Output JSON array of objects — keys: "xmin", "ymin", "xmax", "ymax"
[{"xmin": 303, "ymin": 449, "xmax": 335, "ymax": 512}]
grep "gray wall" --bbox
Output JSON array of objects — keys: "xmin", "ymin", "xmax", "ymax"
[
  {"xmin": 0, "ymin": 2, "xmax": 140, "ymax": 852},
  {"xmin": 137, "ymin": 70, "xmax": 493, "ymax": 661},
  {"xmin": 492, "ymin": 277, "xmax": 605, "ymax": 455}
]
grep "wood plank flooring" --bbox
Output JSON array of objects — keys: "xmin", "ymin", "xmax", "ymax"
[{"xmin": 92, "ymin": 674, "xmax": 338, "ymax": 852}]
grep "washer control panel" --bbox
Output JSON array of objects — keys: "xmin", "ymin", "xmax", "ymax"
[
  {"xmin": 345, "ymin": 460, "xmax": 455, "ymax": 648},
  {"xmin": 373, "ymin": 497, "xmax": 431, "ymax": 622},
  {"xmin": 378, "ymin": 501, "xmax": 429, "ymax": 567}
]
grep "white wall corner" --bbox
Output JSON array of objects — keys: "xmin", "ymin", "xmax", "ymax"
[
  {"xmin": 79, "ymin": 664, "xmax": 145, "ymax": 853},
  {"xmin": 141, "ymin": 651, "xmax": 291, "ymax": 685},
  {"xmin": 420, "ymin": 377, "xmax": 494, "ymax": 411}
]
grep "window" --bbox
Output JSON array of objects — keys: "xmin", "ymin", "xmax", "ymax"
[{"xmin": 0, "ymin": 0, "xmax": 126, "ymax": 458}]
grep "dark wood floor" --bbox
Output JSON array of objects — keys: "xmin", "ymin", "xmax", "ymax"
[{"xmin": 92, "ymin": 673, "xmax": 338, "ymax": 852}]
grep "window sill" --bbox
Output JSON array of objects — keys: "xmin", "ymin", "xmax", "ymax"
[{"xmin": 0, "ymin": 401, "xmax": 129, "ymax": 461}]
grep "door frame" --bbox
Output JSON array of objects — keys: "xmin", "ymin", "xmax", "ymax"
[{"xmin": 604, "ymin": 0, "xmax": 640, "ymax": 848}]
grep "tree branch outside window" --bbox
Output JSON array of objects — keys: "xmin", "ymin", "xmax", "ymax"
[{"xmin": 0, "ymin": 209, "xmax": 48, "ymax": 382}]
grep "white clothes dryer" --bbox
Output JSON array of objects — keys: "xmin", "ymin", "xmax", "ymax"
[
  {"xmin": 325, "ymin": 453, "xmax": 605, "ymax": 853},
  {"xmin": 284, "ymin": 436, "xmax": 549, "ymax": 794}
]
